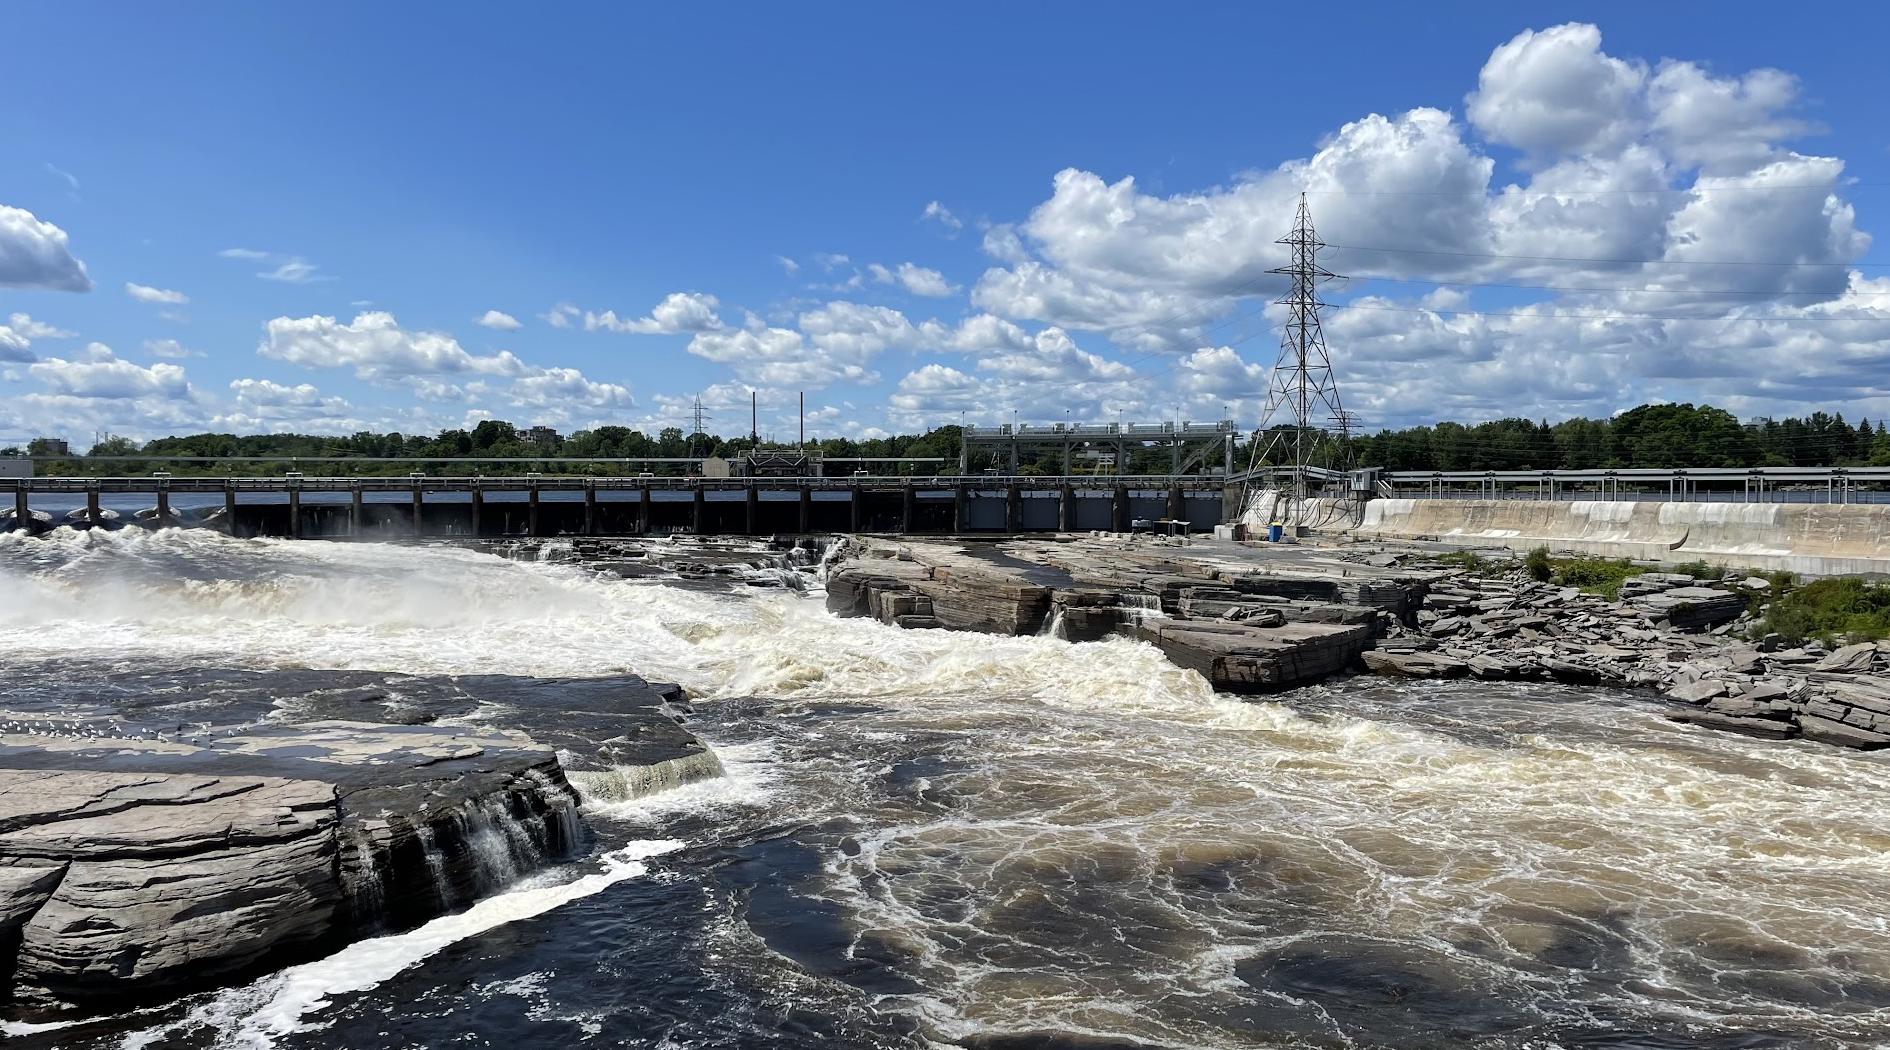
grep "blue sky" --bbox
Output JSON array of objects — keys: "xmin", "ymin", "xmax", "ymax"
[{"xmin": 4, "ymin": 3, "xmax": 1890, "ymax": 445}]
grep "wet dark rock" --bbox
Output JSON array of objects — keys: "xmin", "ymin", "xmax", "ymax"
[
  {"xmin": 1360, "ymin": 650, "xmax": 1469, "ymax": 679},
  {"xmin": 1665, "ymin": 709, "xmax": 1800, "ymax": 740},
  {"xmin": 0, "ymin": 668, "xmax": 705, "ymax": 1015},
  {"xmin": 1796, "ymin": 714, "xmax": 1890, "ymax": 750}
]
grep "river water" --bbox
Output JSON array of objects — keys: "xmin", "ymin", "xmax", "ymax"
[{"xmin": 3, "ymin": 529, "xmax": 1889, "ymax": 1049}]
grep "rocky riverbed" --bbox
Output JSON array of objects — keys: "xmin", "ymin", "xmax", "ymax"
[
  {"xmin": 826, "ymin": 534, "xmax": 1890, "ymax": 751},
  {"xmin": 0, "ymin": 532, "xmax": 822, "ymax": 1021},
  {"xmin": 0, "ymin": 667, "xmax": 713, "ymax": 1016}
]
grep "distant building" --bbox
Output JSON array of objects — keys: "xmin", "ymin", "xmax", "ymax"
[
  {"xmin": 738, "ymin": 449, "xmax": 814, "ymax": 477},
  {"xmin": 29, "ymin": 437, "xmax": 70, "ymax": 456},
  {"xmin": 525, "ymin": 426, "xmax": 561, "ymax": 447}
]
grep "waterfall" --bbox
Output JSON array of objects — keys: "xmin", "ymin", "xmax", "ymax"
[
  {"xmin": 414, "ymin": 822, "xmax": 450, "ymax": 908},
  {"xmin": 569, "ymin": 751, "xmax": 727, "ymax": 804},
  {"xmin": 1037, "ymin": 608, "xmax": 1067, "ymax": 640},
  {"xmin": 1119, "ymin": 592, "xmax": 1167, "ymax": 624},
  {"xmin": 459, "ymin": 806, "xmax": 523, "ymax": 890},
  {"xmin": 816, "ymin": 538, "xmax": 851, "ymax": 582},
  {"xmin": 344, "ymin": 831, "xmax": 388, "ymax": 923}
]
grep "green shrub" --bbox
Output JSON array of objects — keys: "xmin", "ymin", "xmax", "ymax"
[
  {"xmin": 1437, "ymin": 550, "xmax": 1488, "ymax": 574},
  {"xmin": 1753, "ymin": 577, "xmax": 1890, "ymax": 646},
  {"xmin": 1523, "ymin": 546, "xmax": 1553, "ymax": 582},
  {"xmin": 1673, "ymin": 559, "xmax": 1718, "ymax": 580},
  {"xmin": 1552, "ymin": 557, "xmax": 1649, "ymax": 600}
]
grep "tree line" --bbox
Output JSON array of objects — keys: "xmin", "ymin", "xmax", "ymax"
[
  {"xmin": 1253, "ymin": 403, "xmax": 1890, "ymax": 472},
  {"xmin": 6, "ymin": 402, "xmax": 1889, "ymax": 476},
  {"xmin": 1, "ymin": 420, "xmax": 968, "ymax": 477}
]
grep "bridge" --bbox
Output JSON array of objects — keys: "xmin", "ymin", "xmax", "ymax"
[{"xmin": 1, "ymin": 473, "xmax": 1231, "ymax": 538}]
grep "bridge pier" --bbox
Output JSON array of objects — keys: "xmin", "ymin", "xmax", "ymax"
[
  {"xmin": 287, "ymin": 488, "xmax": 301, "ymax": 539},
  {"xmin": 638, "ymin": 485, "xmax": 652, "ymax": 534},
  {"xmin": 745, "ymin": 484, "xmax": 759, "ymax": 535},
  {"xmin": 527, "ymin": 485, "xmax": 541, "ymax": 537},
  {"xmin": 900, "ymin": 486, "xmax": 913, "ymax": 533},
  {"xmin": 1168, "ymin": 484, "xmax": 1185, "ymax": 527},
  {"xmin": 952, "ymin": 484, "xmax": 967, "ymax": 533},
  {"xmin": 691, "ymin": 486, "xmax": 705, "ymax": 534},
  {"xmin": 799, "ymin": 487, "xmax": 812, "ymax": 532},
  {"xmin": 412, "ymin": 485, "xmax": 425, "ymax": 537},
  {"xmin": 86, "ymin": 487, "xmax": 100, "ymax": 527},
  {"xmin": 583, "ymin": 484, "xmax": 598, "ymax": 536},
  {"xmin": 851, "ymin": 485, "xmax": 864, "ymax": 532},
  {"xmin": 1006, "ymin": 485, "xmax": 1020, "ymax": 532},
  {"xmin": 351, "ymin": 486, "xmax": 365, "ymax": 537},
  {"xmin": 1059, "ymin": 484, "xmax": 1073, "ymax": 531},
  {"xmin": 1113, "ymin": 485, "xmax": 1129, "ymax": 533},
  {"xmin": 468, "ymin": 486, "xmax": 481, "ymax": 537},
  {"xmin": 154, "ymin": 487, "xmax": 170, "ymax": 525},
  {"xmin": 224, "ymin": 485, "xmax": 237, "ymax": 536},
  {"xmin": 14, "ymin": 486, "xmax": 27, "ymax": 527}
]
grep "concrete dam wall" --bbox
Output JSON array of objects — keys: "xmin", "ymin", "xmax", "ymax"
[{"xmin": 1340, "ymin": 498, "xmax": 1890, "ymax": 576}]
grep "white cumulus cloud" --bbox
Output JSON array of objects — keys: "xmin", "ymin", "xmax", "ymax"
[
  {"xmin": 0, "ymin": 204, "xmax": 91, "ymax": 291},
  {"xmin": 126, "ymin": 282, "xmax": 189, "ymax": 305},
  {"xmin": 584, "ymin": 292, "xmax": 723, "ymax": 334}
]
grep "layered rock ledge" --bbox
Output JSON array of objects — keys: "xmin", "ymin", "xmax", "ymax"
[
  {"xmin": 826, "ymin": 536, "xmax": 1416, "ymax": 692},
  {"xmin": 0, "ymin": 669, "xmax": 710, "ymax": 1016},
  {"xmin": 826, "ymin": 534, "xmax": 1890, "ymax": 751}
]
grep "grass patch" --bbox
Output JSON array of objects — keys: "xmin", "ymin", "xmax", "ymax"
[
  {"xmin": 1436, "ymin": 550, "xmax": 1495, "ymax": 575},
  {"xmin": 1551, "ymin": 556, "xmax": 1649, "ymax": 600},
  {"xmin": 1753, "ymin": 576, "xmax": 1890, "ymax": 646},
  {"xmin": 1523, "ymin": 546, "xmax": 1552, "ymax": 582}
]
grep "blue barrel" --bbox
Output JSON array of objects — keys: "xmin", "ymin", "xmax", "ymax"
[{"xmin": 1267, "ymin": 523, "xmax": 1284, "ymax": 543}]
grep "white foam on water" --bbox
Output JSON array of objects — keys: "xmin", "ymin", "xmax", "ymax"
[
  {"xmin": 580, "ymin": 741, "xmax": 780, "ymax": 823},
  {"xmin": 119, "ymin": 839, "xmax": 684, "ymax": 1050}
]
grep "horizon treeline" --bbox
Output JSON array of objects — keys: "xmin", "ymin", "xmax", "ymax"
[
  {"xmin": 6, "ymin": 402, "xmax": 1890, "ymax": 474},
  {"xmin": 1324, "ymin": 403, "xmax": 1890, "ymax": 472}
]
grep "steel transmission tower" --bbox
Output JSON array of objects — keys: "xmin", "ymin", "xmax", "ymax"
[
  {"xmin": 1259, "ymin": 193, "xmax": 1353, "ymax": 495},
  {"xmin": 687, "ymin": 395, "xmax": 714, "ymax": 458}
]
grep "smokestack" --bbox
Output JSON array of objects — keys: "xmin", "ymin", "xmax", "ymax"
[
  {"xmin": 799, "ymin": 392, "xmax": 805, "ymax": 449},
  {"xmin": 750, "ymin": 391, "xmax": 758, "ymax": 444}
]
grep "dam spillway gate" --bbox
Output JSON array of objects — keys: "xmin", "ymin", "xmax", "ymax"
[{"xmin": 3, "ymin": 476, "xmax": 1232, "ymax": 539}]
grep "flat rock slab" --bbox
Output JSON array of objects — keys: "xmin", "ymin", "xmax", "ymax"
[
  {"xmin": 0, "ymin": 668, "xmax": 699, "ymax": 1014},
  {"xmin": 1361, "ymin": 650, "xmax": 1469, "ymax": 679},
  {"xmin": 0, "ymin": 769, "xmax": 339, "ymax": 1006},
  {"xmin": 1666, "ymin": 709, "xmax": 1800, "ymax": 740}
]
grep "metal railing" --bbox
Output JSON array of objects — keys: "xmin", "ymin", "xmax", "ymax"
[
  {"xmin": 1376, "ymin": 466, "xmax": 1890, "ymax": 505},
  {"xmin": 4, "ymin": 474, "xmax": 1229, "ymax": 495}
]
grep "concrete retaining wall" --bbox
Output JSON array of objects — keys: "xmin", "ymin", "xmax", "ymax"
[{"xmin": 1341, "ymin": 498, "xmax": 1890, "ymax": 577}]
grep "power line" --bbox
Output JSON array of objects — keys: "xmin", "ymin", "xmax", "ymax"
[
  {"xmin": 1335, "ymin": 274, "xmax": 1890, "ymax": 298},
  {"xmin": 1300, "ymin": 181, "xmax": 1890, "ymax": 198},
  {"xmin": 1326, "ymin": 301, "xmax": 1890, "ymax": 324},
  {"xmin": 1326, "ymin": 242, "xmax": 1890, "ymax": 269}
]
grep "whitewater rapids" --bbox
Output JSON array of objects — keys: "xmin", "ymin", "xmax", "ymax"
[{"xmin": 3, "ymin": 528, "xmax": 1889, "ymax": 1049}]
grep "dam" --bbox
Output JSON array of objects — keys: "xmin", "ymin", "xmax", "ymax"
[{"xmin": 2, "ymin": 474, "xmax": 1231, "ymax": 539}]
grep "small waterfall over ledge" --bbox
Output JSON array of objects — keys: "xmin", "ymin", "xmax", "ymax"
[
  {"xmin": 339, "ymin": 763, "xmax": 586, "ymax": 931},
  {"xmin": 568, "ymin": 750, "xmax": 728, "ymax": 805}
]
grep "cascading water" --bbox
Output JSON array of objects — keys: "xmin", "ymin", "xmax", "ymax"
[
  {"xmin": 568, "ymin": 751, "xmax": 729, "ymax": 805},
  {"xmin": 412, "ymin": 822, "xmax": 451, "ymax": 909},
  {"xmin": 1118, "ymin": 590, "xmax": 1167, "ymax": 624},
  {"xmin": 342, "ymin": 831, "xmax": 388, "ymax": 923}
]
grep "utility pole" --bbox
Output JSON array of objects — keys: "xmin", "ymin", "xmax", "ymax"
[
  {"xmin": 1259, "ymin": 193, "xmax": 1352, "ymax": 513},
  {"xmin": 688, "ymin": 395, "xmax": 713, "ymax": 459}
]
